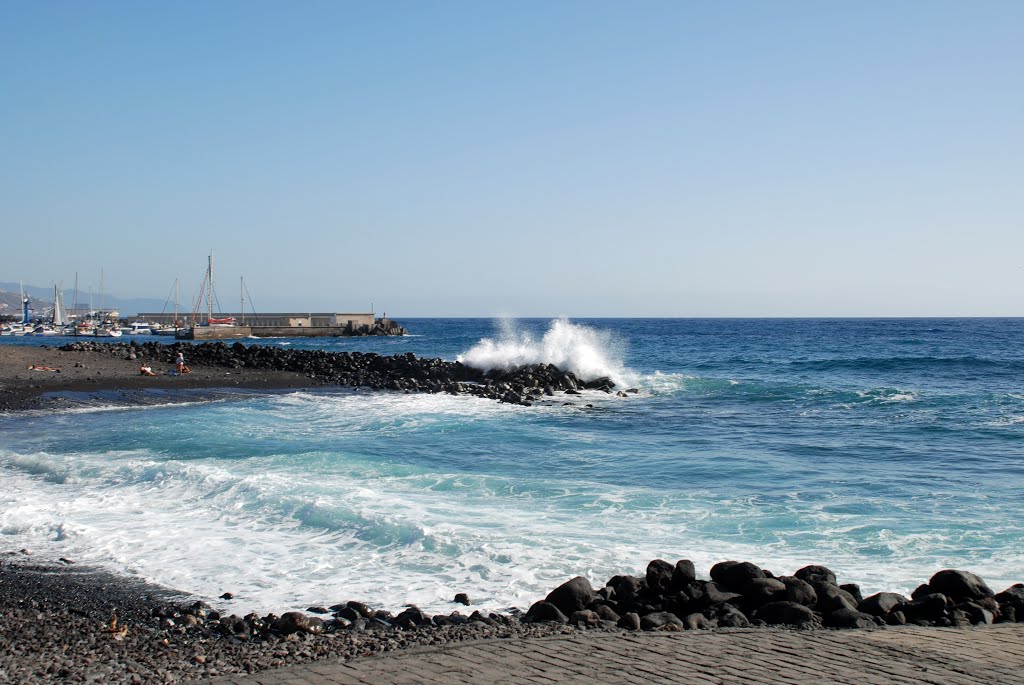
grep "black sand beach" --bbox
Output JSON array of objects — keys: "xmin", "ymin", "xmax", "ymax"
[{"xmin": 0, "ymin": 343, "xmax": 323, "ymax": 413}]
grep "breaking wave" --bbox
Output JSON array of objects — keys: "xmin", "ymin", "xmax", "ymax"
[{"xmin": 457, "ymin": 318, "xmax": 636, "ymax": 388}]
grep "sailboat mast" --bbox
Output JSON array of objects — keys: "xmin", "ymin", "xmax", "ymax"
[
  {"xmin": 240, "ymin": 276, "xmax": 244, "ymax": 327},
  {"xmin": 19, "ymin": 279, "xmax": 29, "ymax": 324},
  {"xmin": 207, "ymin": 253, "xmax": 214, "ymax": 324}
]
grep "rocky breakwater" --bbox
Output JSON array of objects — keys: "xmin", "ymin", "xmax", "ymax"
[
  {"xmin": 525, "ymin": 560, "xmax": 1024, "ymax": 631},
  {"xmin": 367, "ymin": 319, "xmax": 408, "ymax": 336},
  {"xmin": 58, "ymin": 340, "xmax": 634, "ymax": 405}
]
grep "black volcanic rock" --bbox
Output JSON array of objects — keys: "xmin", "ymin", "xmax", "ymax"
[
  {"xmin": 928, "ymin": 569, "xmax": 994, "ymax": 602},
  {"xmin": 57, "ymin": 341, "xmax": 624, "ymax": 407},
  {"xmin": 544, "ymin": 576, "xmax": 596, "ymax": 616}
]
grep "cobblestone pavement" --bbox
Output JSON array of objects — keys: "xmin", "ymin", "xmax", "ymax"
[{"xmin": 207, "ymin": 624, "xmax": 1024, "ymax": 684}]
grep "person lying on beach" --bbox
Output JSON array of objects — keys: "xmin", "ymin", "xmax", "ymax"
[
  {"xmin": 139, "ymin": 364, "xmax": 157, "ymax": 377},
  {"xmin": 27, "ymin": 364, "xmax": 60, "ymax": 372}
]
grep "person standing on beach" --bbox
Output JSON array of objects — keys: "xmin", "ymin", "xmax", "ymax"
[{"xmin": 175, "ymin": 352, "xmax": 190, "ymax": 375}]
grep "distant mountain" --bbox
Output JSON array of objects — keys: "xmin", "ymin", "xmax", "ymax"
[{"xmin": 0, "ymin": 282, "xmax": 165, "ymax": 318}]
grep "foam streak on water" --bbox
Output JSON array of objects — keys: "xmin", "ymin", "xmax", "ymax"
[{"xmin": 1, "ymin": 318, "xmax": 1023, "ymax": 614}]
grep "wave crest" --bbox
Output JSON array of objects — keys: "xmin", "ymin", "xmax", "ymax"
[{"xmin": 457, "ymin": 319, "xmax": 634, "ymax": 387}]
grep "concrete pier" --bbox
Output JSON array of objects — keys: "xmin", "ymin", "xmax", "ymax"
[{"xmin": 176, "ymin": 326, "xmax": 252, "ymax": 340}]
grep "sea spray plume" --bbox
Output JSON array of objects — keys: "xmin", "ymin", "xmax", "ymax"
[{"xmin": 457, "ymin": 319, "xmax": 635, "ymax": 387}]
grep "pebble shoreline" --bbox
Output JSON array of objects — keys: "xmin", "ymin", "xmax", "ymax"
[{"xmin": 3, "ymin": 553, "xmax": 1022, "ymax": 684}]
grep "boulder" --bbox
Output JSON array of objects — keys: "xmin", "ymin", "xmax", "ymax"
[
  {"xmin": 672, "ymin": 560, "xmax": 697, "ymax": 587},
  {"xmin": 525, "ymin": 601, "xmax": 568, "ymax": 624},
  {"xmin": 640, "ymin": 611, "xmax": 685, "ymax": 631},
  {"xmin": 611, "ymin": 575, "xmax": 643, "ymax": 603},
  {"xmin": 996, "ymin": 584, "xmax": 1024, "ymax": 622},
  {"xmin": 794, "ymin": 565, "xmax": 837, "ymax": 586},
  {"xmin": 646, "ymin": 559, "xmax": 675, "ymax": 593},
  {"xmin": 755, "ymin": 601, "xmax": 817, "ymax": 627},
  {"xmin": 886, "ymin": 610, "xmax": 907, "ymax": 626},
  {"xmin": 744, "ymin": 578, "xmax": 786, "ymax": 605},
  {"xmin": 779, "ymin": 576, "xmax": 817, "ymax": 607},
  {"xmin": 569, "ymin": 610, "xmax": 601, "ymax": 626},
  {"xmin": 394, "ymin": 606, "xmax": 430, "ymax": 626},
  {"xmin": 346, "ymin": 601, "xmax": 375, "ymax": 618},
  {"xmin": 710, "ymin": 561, "xmax": 765, "ymax": 592},
  {"xmin": 996, "ymin": 584, "xmax": 1024, "ymax": 604},
  {"xmin": 824, "ymin": 608, "xmax": 878, "ymax": 629},
  {"xmin": 617, "ymin": 612, "xmax": 641, "ymax": 630},
  {"xmin": 900, "ymin": 593, "xmax": 949, "ymax": 624},
  {"xmin": 813, "ymin": 582, "xmax": 858, "ymax": 612},
  {"xmin": 858, "ymin": 592, "xmax": 909, "ymax": 617},
  {"xmin": 704, "ymin": 582, "xmax": 744, "ymax": 606},
  {"xmin": 712, "ymin": 603, "xmax": 751, "ymax": 628},
  {"xmin": 928, "ymin": 570, "xmax": 994, "ymax": 602},
  {"xmin": 682, "ymin": 613, "xmax": 715, "ymax": 630},
  {"xmin": 840, "ymin": 584, "xmax": 863, "ymax": 605},
  {"xmin": 271, "ymin": 612, "xmax": 324, "ymax": 635},
  {"xmin": 594, "ymin": 604, "xmax": 620, "ymax": 622},
  {"xmin": 957, "ymin": 602, "xmax": 995, "ymax": 625},
  {"xmin": 545, "ymin": 576, "xmax": 595, "ymax": 615}
]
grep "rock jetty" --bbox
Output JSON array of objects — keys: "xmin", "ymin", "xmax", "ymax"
[{"xmin": 58, "ymin": 340, "xmax": 630, "ymax": 405}]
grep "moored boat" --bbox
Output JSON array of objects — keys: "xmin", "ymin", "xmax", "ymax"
[{"xmin": 123, "ymin": 321, "xmax": 154, "ymax": 335}]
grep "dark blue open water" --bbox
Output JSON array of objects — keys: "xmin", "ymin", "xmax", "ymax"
[{"xmin": 1, "ymin": 318, "xmax": 1021, "ymax": 612}]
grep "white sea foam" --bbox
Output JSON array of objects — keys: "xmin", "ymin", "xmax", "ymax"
[
  {"xmin": 3, "ymin": 436, "xmax": 1021, "ymax": 613},
  {"xmin": 458, "ymin": 318, "xmax": 636, "ymax": 388}
]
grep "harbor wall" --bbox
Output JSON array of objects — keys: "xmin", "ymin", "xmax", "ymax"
[
  {"xmin": 178, "ymin": 326, "xmax": 252, "ymax": 340},
  {"xmin": 168, "ymin": 319, "xmax": 407, "ymax": 339},
  {"xmin": 139, "ymin": 312, "xmax": 376, "ymax": 329}
]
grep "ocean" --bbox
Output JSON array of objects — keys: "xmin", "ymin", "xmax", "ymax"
[{"xmin": 1, "ymin": 318, "xmax": 1022, "ymax": 613}]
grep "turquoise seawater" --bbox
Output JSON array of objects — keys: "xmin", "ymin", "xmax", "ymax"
[{"xmin": 1, "ymin": 318, "xmax": 1022, "ymax": 612}]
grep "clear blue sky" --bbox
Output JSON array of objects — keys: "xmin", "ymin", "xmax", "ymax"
[{"xmin": 2, "ymin": 1, "xmax": 1021, "ymax": 316}]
